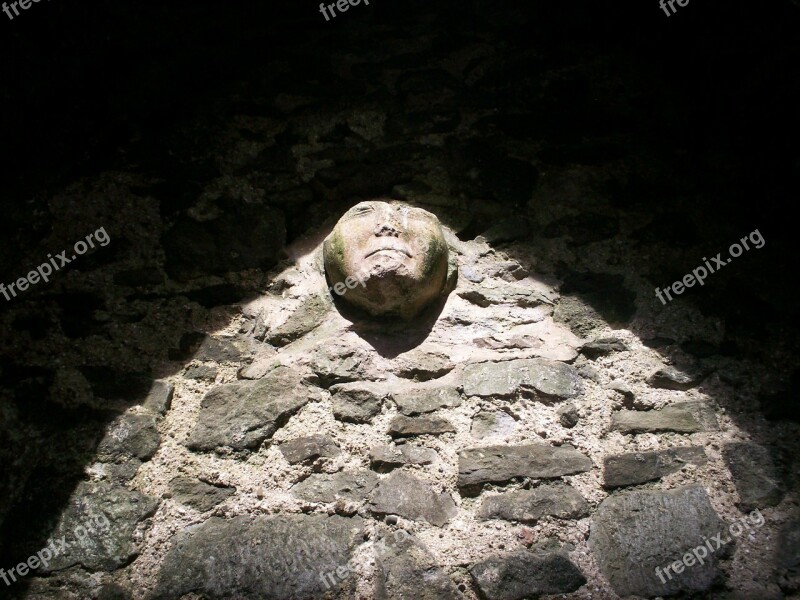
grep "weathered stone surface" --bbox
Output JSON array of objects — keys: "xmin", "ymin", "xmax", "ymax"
[
  {"xmin": 471, "ymin": 410, "xmax": 517, "ymax": 440},
  {"xmin": 477, "ymin": 483, "xmax": 590, "ymax": 523},
  {"xmin": 589, "ymin": 485, "xmax": 728, "ymax": 597},
  {"xmin": 458, "ymin": 444, "xmax": 593, "ymax": 494},
  {"xmin": 194, "ymin": 335, "xmax": 251, "ymax": 362},
  {"xmin": 370, "ymin": 445, "xmax": 438, "ymax": 472},
  {"xmin": 374, "ymin": 531, "xmax": 461, "ymax": 600},
  {"xmin": 470, "ymin": 549, "xmax": 586, "ymax": 600},
  {"xmin": 45, "ymin": 481, "xmax": 158, "ymax": 572},
  {"xmin": 169, "ymin": 476, "xmax": 235, "ymax": 512},
  {"xmin": 388, "ymin": 415, "xmax": 456, "ymax": 438},
  {"xmin": 399, "ymin": 444, "xmax": 438, "ymax": 465},
  {"xmin": 330, "ymin": 381, "xmax": 385, "ymax": 423},
  {"xmin": 291, "ymin": 470, "xmax": 379, "ymax": 503},
  {"xmin": 580, "ymin": 337, "xmax": 628, "ymax": 359},
  {"xmin": 457, "ymin": 282, "xmax": 547, "ymax": 308},
  {"xmin": 777, "ymin": 518, "xmax": 800, "ymax": 592},
  {"xmin": 142, "ymin": 380, "xmax": 173, "ymax": 415},
  {"xmin": 187, "ymin": 366, "xmax": 310, "ymax": 452},
  {"xmin": 151, "ymin": 514, "xmax": 363, "ymax": 600},
  {"xmin": 267, "ymin": 295, "xmax": 331, "ymax": 346},
  {"xmin": 647, "ymin": 365, "xmax": 702, "ymax": 390},
  {"xmin": 462, "ymin": 358, "xmax": 583, "ymax": 401},
  {"xmin": 97, "ymin": 410, "xmax": 160, "ymax": 462},
  {"xmin": 610, "ymin": 401, "xmax": 718, "ymax": 434},
  {"xmin": 391, "ymin": 349, "xmax": 454, "ymax": 380},
  {"xmin": 370, "ymin": 471, "xmax": 457, "ymax": 526},
  {"xmin": 184, "ymin": 364, "xmax": 218, "ymax": 381},
  {"xmin": 557, "ymin": 403, "xmax": 580, "ymax": 428},
  {"xmin": 723, "ymin": 442, "xmax": 784, "ymax": 511},
  {"xmin": 394, "ymin": 386, "xmax": 461, "ymax": 416},
  {"xmin": 370, "ymin": 445, "xmax": 406, "ymax": 471},
  {"xmin": 280, "ymin": 435, "xmax": 341, "ymax": 464},
  {"xmin": 603, "ymin": 446, "xmax": 708, "ymax": 487}
]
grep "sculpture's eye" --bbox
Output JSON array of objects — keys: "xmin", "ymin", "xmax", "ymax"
[{"xmin": 344, "ymin": 204, "xmax": 375, "ymax": 220}]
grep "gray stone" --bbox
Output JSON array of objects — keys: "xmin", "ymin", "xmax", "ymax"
[
  {"xmin": 580, "ymin": 337, "xmax": 628, "ymax": 359},
  {"xmin": 169, "ymin": 476, "xmax": 235, "ymax": 512},
  {"xmin": 477, "ymin": 483, "xmax": 590, "ymax": 523},
  {"xmin": 370, "ymin": 445, "xmax": 406, "ymax": 472},
  {"xmin": 394, "ymin": 386, "xmax": 461, "ymax": 416},
  {"xmin": 142, "ymin": 380, "xmax": 173, "ymax": 415},
  {"xmin": 589, "ymin": 485, "xmax": 728, "ymax": 597},
  {"xmin": 280, "ymin": 435, "xmax": 341, "ymax": 464},
  {"xmin": 723, "ymin": 442, "xmax": 784, "ymax": 511},
  {"xmin": 471, "ymin": 410, "xmax": 517, "ymax": 440},
  {"xmin": 400, "ymin": 444, "xmax": 438, "ymax": 465},
  {"xmin": 374, "ymin": 531, "xmax": 461, "ymax": 600},
  {"xmin": 44, "ymin": 481, "xmax": 159, "ymax": 572},
  {"xmin": 330, "ymin": 382, "xmax": 385, "ymax": 423},
  {"xmin": 187, "ymin": 366, "xmax": 310, "ymax": 452},
  {"xmin": 184, "ymin": 364, "xmax": 218, "ymax": 381},
  {"xmin": 291, "ymin": 470, "xmax": 379, "ymax": 503},
  {"xmin": 460, "ymin": 265, "xmax": 485, "ymax": 283},
  {"xmin": 370, "ymin": 445, "xmax": 437, "ymax": 472},
  {"xmin": 194, "ymin": 335, "xmax": 250, "ymax": 362},
  {"xmin": 470, "ymin": 550, "xmax": 586, "ymax": 600},
  {"xmin": 458, "ymin": 444, "xmax": 593, "ymax": 494},
  {"xmin": 557, "ymin": 403, "xmax": 580, "ymax": 428},
  {"xmin": 610, "ymin": 401, "xmax": 718, "ymax": 434},
  {"xmin": 151, "ymin": 514, "xmax": 363, "ymax": 600},
  {"xmin": 388, "ymin": 415, "xmax": 456, "ymax": 438},
  {"xmin": 97, "ymin": 411, "xmax": 160, "ymax": 462},
  {"xmin": 267, "ymin": 295, "xmax": 331, "ymax": 346},
  {"xmin": 458, "ymin": 282, "xmax": 545, "ymax": 309},
  {"xmin": 93, "ymin": 459, "xmax": 143, "ymax": 482},
  {"xmin": 777, "ymin": 518, "xmax": 800, "ymax": 592},
  {"xmin": 370, "ymin": 471, "xmax": 457, "ymax": 527},
  {"xmin": 462, "ymin": 358, "xmax": 583, "ymax": 401},
  {"xmin": 647, "ymin": 365, "xmax": 702, "ymax": 391},
  {"xmin": 391, "ymin": 349, "xmax": 455, "ymax": 381},
  {"xmin": 603, "ymin": 446, "xmax": 708, "ymax": 488}
]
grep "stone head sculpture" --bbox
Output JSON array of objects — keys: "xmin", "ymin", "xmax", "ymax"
[{"xmin": 323, "ymin": 200, "xmax": 450, "ymax": 320}]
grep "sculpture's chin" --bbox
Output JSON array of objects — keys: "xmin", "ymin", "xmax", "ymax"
[{"xmin": 339, "ymin": 268, "xmax": 442, "ymax": 320}]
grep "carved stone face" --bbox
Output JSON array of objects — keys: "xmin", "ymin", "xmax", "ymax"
[{"xmin": 323, "ymin": 201, "xmax": 449, "ymax": 319}]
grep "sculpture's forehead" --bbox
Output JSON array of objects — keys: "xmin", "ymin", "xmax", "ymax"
[{"xmin": 338, "ymin": 201, "xmax": 440, "ymax": 225}]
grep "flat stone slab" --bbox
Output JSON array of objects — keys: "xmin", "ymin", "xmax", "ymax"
[
  {"xmin": 462, "ymin": 358, "xmax": 583, "ymax": 401},
  {"xmin": 723, "ymin": 442, "xmax": 784, "ymax": 511},
  {"xmin": 374, "ymin": 531, "xmax": 461, "ymax": 600},
  {"xmin": 370, "ymin": 444, "xmax": 438, "ymax": 472},
  {"xmin": 280, "ymin": 435, "xmax": 341, "ymax": 464},
  {"xmin": 151, "ymin": 514, "xmax": 363, "ymax": 600},
  {"xmin": 169, "ymin": 476, "xmax": 235, "ymax": 512},
  {"xmin": 330, "ymin": 381, "xmax": 385, "ymax": 423},
  {"xmin": 603, "ymin": 446, "xmax": 707, "ymax": 487},
  {"xmin": 458, "ymin": 444, "xmax": 593, "ymax": 494},
  {"xmin": 589, "ymin": 485, "xmax": 728, "ymax": 597},
  {"xmin": 477, "ymin": 483, "xmax": 590, "ymax": 523},
  {"xmin": 610, "ymin": 401, "xmax": 718, "ymax": 434},
  {"xmin": 97, "ymin": 410, "xmax": 160, "ymax": 462},
  {"xmin": 471, "ymin": 410, "xmax": 517, "ymax": 440},
  {"xmin": 44, "ymin": 481, "xmax": 159, "ymax": 572},
  {"xmin": 369, "ymin": 471, "xmax": 457, "ymax": 527},
  {"xmin": 187, "ymin": 366, "xmax": 310, "ymax": 452},
  {"xmin": 394, "ymin": 386, "xmax": 461, "ymax": 416},
  {"xmin": 388, "ymin": 415, "xmax": 456, "ymax": 438},
  {"xmin": 647, "ymin": 365, "xmax": 702, "ymax": 390},
  {"xmin": 291, "ymin": 470, "xmax": 379, "ymax": 504},
  {"xmin": 470, "ymin": 549, "xmax": 586, "ymax": 600}
]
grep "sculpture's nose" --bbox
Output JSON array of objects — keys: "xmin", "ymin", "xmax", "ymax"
[{"xmin": 374, "ymin": 222, "xmax": 400, "ymax": 237}]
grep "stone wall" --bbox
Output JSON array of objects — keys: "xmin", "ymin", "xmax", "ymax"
[{"xmin": 0, "ymin": 2, "xmax": 799, "ymax": 599}]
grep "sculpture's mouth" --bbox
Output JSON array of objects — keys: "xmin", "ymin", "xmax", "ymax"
[{"xmin": 365, "ymin": 245, "xmax": 412, "ymax": 258}]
